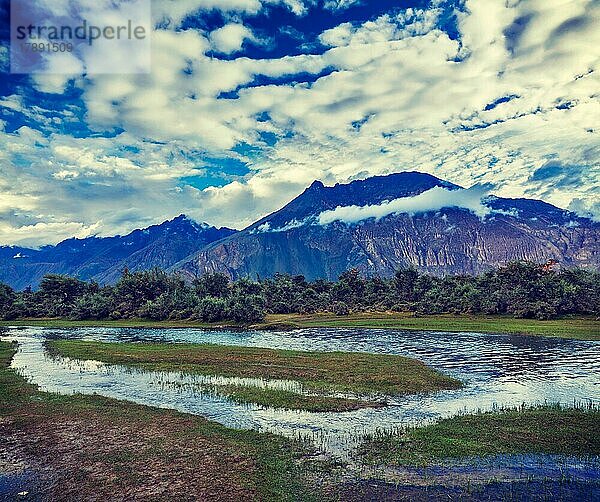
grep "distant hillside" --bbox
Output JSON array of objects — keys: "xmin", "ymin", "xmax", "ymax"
[
  {"xmin": 173, "ymin": 172, "xmax": 600, "ymax": 280},
  {"xmin": 0, "ymin": 216, "xmax": 236, "ymax": 290}
]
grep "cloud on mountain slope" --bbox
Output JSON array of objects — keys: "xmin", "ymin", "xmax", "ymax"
[{"xmin": 317, "ymin": 185, "xmax": 493, "ymax": 225}]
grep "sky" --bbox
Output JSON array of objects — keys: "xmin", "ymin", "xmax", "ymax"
[{"xmin": 0, "ymin": 0, "xmax": 599, "ymax": 247}]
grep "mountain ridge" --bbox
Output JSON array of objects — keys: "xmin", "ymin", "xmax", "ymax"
[
  {"xmin": 172, "ymin": 172, "xmax": 599, "ymax": 280},
  {"xmin": 1, "ymin": 172, "xmax": 598, "ymax": 289},
  {"xmin": 0, "ymin": 215, "xmax": 236, "ymax": 289}
]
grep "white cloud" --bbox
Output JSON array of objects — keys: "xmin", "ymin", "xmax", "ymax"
[
  {"xmin": 152, "ymin": 0, "xmax": 260, "ymax": 26},
  {"xmin": 568, "ymin": 198, "xmax": 600, "ymax": 222},
  {"xmin": 210, "ymin": 23, "xmax": 257, "ymax": 54},
  {"xmin": 267, "ymin": 0, "xmax": 310, "ymax": 16},
  {"xmin": 319, "ymin": 9, "xmax": 440, "ymax": 47},
  {"xmin": 253, "ymin": 217, "xmax": 311, "ymax": 233},
  {"xmin": 0, "ymin": 44, "xmax": 10, "ymax": 73},
  {"xmin": 323, "ymin": 0, "xmax": 361, "ymax": 12},
  {"xmin": 152, "ymin": 0, "xmax": 311, "ymax": 26},
  {"xmin": 317, "ymin": 185, "xmax": 493, "ymax": 225},
  {"xmin": 318, "ymin": 23, "xmax": 354, "ymax": 47},
  {"xmin": 319, "ymin": 8, "xmax": 442, "ymax": 47},
  {"xmin": 0, "ymin": 220, "xmax": 102, "ymax": 248}
]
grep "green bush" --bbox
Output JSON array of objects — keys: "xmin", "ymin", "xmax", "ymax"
[
  {"xmin": 196, "ymin": 297, "xmax": 228, "ymax": 322},
  {"xmin": 229, "ymin": 294, "xmax": 265, "ymax": 323},
  {"xmin": 71, "ymin": 292, "xmax": 114, "ymax": 320},
  {"xmin": 0, "ymin": 283, "xmax": 18, "ymax": 320},
  {"xmin": 331, "ymin": 301, "xmax": 350, "ymax": 316}
]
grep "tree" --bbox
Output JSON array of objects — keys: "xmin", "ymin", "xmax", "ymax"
[
  {"xmin": 37, "ymin": 274, "xmax": 89, "ymax": 317},
  {"xmin": 72, "ymin": 289, "xmax": 114, "ymax": 320},
  {"xmin": 332, "ymin": 269, "xmax": 365, "ymax": 308},
  {"xmin": 475, "ymin": 262, "xmax": 561, "ymax": 318},
  {"xmin": 557, "ymin": 268, "xmax": 600, "ymax": 316},
  {"xmin": 1, "ymin": 261, "xmax": 595, "ymax": 322},
  {"xmin": 229, "ymin": 294, "xmax": 265, "ymax": 323},
  {"xmin": 364, "ymin": 276, "xmax": 392, "ymax": 310},
  {"xmin": 393, "ymin": 268, "xmax": 418, "ymax": 303},
  {"xmin": 112, "ymin": 268, "xmax": 182, "ymax": 318},
  {"xmin": 0, "ymin": 283, "xmax": 18, "ymax": 320},
  {"xmin": 194, "ymin": 273, "xmax": 231, "ymax": 299},
  {"xmin": 332, "ymin": 301, "xmax": 350, "ymax": 316},
  {"xmin": 263, "ymin": 273, "xmax": 308, "ymax": 314},
  {"xmin": 233, "ymin": 277, "xmax": 263, "ymax": 296},
  {"xmin": 196, "ymin": 296, "xmax": 228, "ymax": 322}
]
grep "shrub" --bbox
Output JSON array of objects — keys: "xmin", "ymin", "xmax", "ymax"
[
  {"xmin": 71, "ymin": 292, "xmax": 113, "ymax": 320},
  {"xmin": 0, "ymin": 283, "xmax": 18, "ymax": 320},
  {"xmin": 196, "ymin": 297, "xmax": 228, "ymax": 322},
  {"xmin": 229, "ymin": 294, "xmax": 265, "ymax": 323},
  {"xmin": 331, "ymin": 301, "xmax": 350, "ymax": 316}
]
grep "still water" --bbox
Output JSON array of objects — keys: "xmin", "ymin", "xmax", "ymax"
[{"xmin": 2, "ymin": 326, "xmax": 599, "ymax": 457}]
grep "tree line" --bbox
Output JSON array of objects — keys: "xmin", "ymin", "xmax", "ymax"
[{"xmin": 0, "ymin": 262, "xmax": 598, "ymax": 323}]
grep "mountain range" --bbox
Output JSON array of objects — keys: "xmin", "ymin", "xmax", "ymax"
[
  {"xmin": 0, "ymin": 216, "xmax": 235, "ymax": 290},
  {"xmin": 2, "ymin": 172, "xmax": 598, "ymax": 289}
]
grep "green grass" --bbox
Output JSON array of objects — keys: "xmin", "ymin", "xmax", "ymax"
[
  {"xmin": 0, "ymin": 340, "xmax": 36, "ymax": 412},
  {"xmin": 48, "ymin": 340, "xmax": 461, "ymax": 409},
  {"xmin": 0, "ymin": 340, "xmax": 320, "ymax": 501},
  {"xmin": 2, "ymin": 312, "xmax": 598, "ymax": 339},
  {"xmin": 359, "ymin": 404, "xmax": 600, "ymax": 466},
  {"xmin": 4, "ymin": 340, "xmax": 599, "ymax": 499}
]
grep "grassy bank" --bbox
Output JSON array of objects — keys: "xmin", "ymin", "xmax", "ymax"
[
  {"xmin": 47, "ymin": 340, "xmax": 461, "ymax": 412},
  {"xmin": 2, "ymin": 312, "xmax": 598, "ymax": 339},
  {"xmin": 359, "ymin": 404, "xmax": 600, "ymax": 466},
  {"xmin": 0, "ymin": 340, "xmax": 319, "ymax": 501}
]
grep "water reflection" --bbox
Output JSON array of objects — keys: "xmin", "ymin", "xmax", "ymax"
[{"xmin": 1, "ymin": 326, "xmax": 599, "ymax": 457}]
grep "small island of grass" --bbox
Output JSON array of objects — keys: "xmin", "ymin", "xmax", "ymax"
[
  {"xmin": 358, "ymin": 404, "xmax": 600, "ymax": 466},
  {"xmin": 47, "ymin": 340, "xmax": 462, "ymax": 412}
]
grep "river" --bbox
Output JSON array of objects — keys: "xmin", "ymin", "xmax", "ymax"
[{"xmin": 2, "ymin": 326, "xmax": 599, "ymax": 458}]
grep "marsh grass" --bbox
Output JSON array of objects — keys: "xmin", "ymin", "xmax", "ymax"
[
  {"xmin": 206, "ymin": 384, "xmax": 386, "ymax": 412},
  {"xmin": 47, "ymin": 339, "xmax": 461, "ymax": 412},
  {"xmin": 358, "ymin": 402, "xmax": 600, "ymax": 466},
  {"xmin": 3, "ymin": 340, "xmax": 598, "ymax": 500},
  {"xmin": 266, "ymin": 313, "xmax": 600, "ymax": 340}
]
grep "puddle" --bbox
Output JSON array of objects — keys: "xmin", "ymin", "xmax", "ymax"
[
  {"xmin": 0, "ymin": 471, "xmax": 42, "ymax": 501},
  {"xmin": 341, "ymin": 478, "xmax": 600, "ymax": 502}
]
